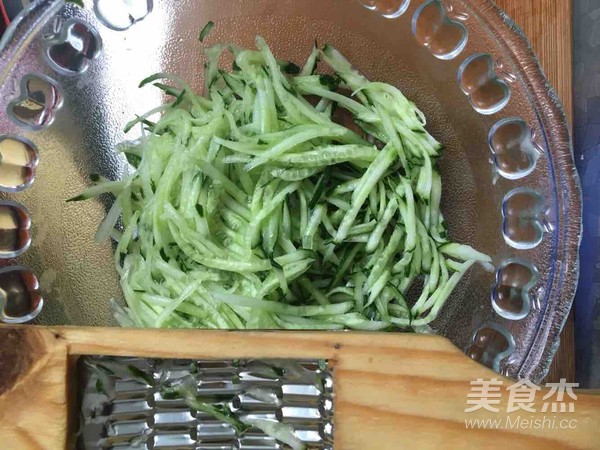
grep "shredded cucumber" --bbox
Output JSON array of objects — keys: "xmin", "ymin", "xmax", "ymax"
[{"xmin": 75, "ymin": 36, "xmax": 491, "ymax": 331}]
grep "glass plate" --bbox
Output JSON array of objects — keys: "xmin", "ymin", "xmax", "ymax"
[{"xmin": 0, "ymin": 0, "xmax": 580, "ymax": 382}]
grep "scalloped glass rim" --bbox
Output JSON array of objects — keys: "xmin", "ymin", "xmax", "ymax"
[
  {"xmin": 466, "ymin": 0, "xmax": 581, "ymax": 381},
  {"xmin": 0, "ymin": 134, "xmax": 40, "ymax": 192},
  {"xmin": 43, "ymin": 17, "xmax": 104, "ymax": 76},
  {"xmin": 0, "ymin": 265, "xmax": 43, "ymax": 324}
]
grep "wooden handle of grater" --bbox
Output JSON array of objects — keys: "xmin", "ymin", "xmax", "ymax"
[{"xmin": 0, "ymin": 326, "xmax": 598, "ymax": 450}]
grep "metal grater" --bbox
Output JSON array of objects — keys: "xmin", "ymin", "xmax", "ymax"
[{"xmin": 77, "ymin": 356, "xmax": 334, "ymax": 450}]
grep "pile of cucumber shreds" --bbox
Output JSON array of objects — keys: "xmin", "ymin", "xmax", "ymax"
[{"xmin": 73, "ymin": 36, "xmax": 492, "ymax": 330}]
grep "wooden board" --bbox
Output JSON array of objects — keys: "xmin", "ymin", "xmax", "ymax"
[
  {"xmin": 0, "ymin": 326, "xmax": 598, "ymax": 450},
  {"xmin": 494, "ymin": 0, "xmax": 574, "ymax": 384}
]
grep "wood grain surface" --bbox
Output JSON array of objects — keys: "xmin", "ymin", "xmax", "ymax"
[
  {"xmin": 495, "ymin": 0, "xmax": 575, "ymax": 384},
  {"xmin": 0, "ymin": 326, "xmax": 598, "ymax": 450},
  {"xmin": 0, "ymin": 328, "xmax": 69, "ymax": 449}
]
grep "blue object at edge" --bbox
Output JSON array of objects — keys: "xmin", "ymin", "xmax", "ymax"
[{"xmin": 574, "ymin": 0, "xmax": 600, "ymax": 388}]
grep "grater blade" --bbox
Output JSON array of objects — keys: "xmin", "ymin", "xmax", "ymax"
[{"xmin": 77, "ymin": 356, "xmax": 334, "ymax": 450}]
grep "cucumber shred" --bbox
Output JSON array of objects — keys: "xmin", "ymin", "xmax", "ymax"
[
  {"xmin": 76, "ymin": 36, "xmax": 491, "ymax": 331},
  {"xmin": 199, "ymin": 21, "xmax": 214, "ymax": 42}
]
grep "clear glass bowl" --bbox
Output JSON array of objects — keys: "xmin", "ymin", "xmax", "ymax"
[{"xmin": 0, "ymin": 0, "xmax": 580, "ymax": 382}]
